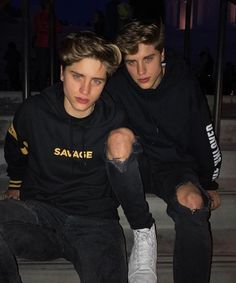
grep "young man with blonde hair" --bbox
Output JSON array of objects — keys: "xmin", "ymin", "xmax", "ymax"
[{"xmin": 1, "ymin": 31, "xmax": 156, "ymax": 283}]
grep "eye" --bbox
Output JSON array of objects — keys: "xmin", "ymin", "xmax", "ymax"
[
  {"xmin": 144, "ymin": 56, "xmax": 154, "ymax": 63},
  {"xmin": 72, "ymin": 73, "xmax": 81, "ymax": 80},
  {"xmin": 92, "ymin": 79, "xmax": 104, "ymax": 86},
  {"xmin": 125, "ymin": 60, "xmax": 136, "ymax": 66}
]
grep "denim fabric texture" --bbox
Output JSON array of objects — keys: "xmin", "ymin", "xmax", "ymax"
[
  {"xmin": 140, "ymin": 158, "xmax": 212, "ymax": 283},
  {"xmin": 106, "ymin": 141, "xmax": 154, "ymax": 230},
  {"xmin": 0, "ymin": 199, "xmax": 127, "ymax": 283}
]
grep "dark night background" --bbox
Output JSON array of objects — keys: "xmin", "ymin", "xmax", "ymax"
[{"xmin": 0, "ymin": 0, "xmax": 236, "ymax": 95}]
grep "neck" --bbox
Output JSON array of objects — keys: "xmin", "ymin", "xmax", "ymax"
[{"xmin": 152, "ymin": 65, "xmax": 165, "ymax": 89}]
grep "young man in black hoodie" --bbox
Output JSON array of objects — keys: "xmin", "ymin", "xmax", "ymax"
[
  {"xmin": 106, "ymin": 20, "xmax": 222, "ymax": 283},
  {"xmin": 1, "ymin": 31, "xmax": 156, "ymax": 283}
]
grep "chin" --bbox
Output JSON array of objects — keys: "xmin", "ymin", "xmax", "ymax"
[{"xmin": 137, "ymin": 83, "xmax": 152, "ymax": 90}]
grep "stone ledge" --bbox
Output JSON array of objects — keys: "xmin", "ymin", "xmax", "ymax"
[
  {"xmin": 218, "ymin": 178, "xmax": 236, "ymax": 193},
  {"xmin": 16, "ymin": 229, "xmax": 236, "ymax": 283},
  {"xmin": 123, "ymin": 228, "xmax": 236, "ymax": 257}
]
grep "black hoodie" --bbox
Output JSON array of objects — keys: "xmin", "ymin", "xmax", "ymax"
[
  {"xmin": 106, "ymin": 55, "xmax": 222, "ymax": 190},
  {"xmin": 4, "ymin": 83, "xmax": 127, "ymax": 218}
]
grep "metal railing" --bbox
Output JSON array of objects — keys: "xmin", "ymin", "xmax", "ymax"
[
  {"xmin": 183, "ymin": 0, "xmax": 231, "ymax": 140},
  {"xmin": 21, "ymin": 0, "xmax": 232, "ymax": 140},
  {"xmin": 22, "ymin": 0, "xmax": 56, "ymax": 100}
]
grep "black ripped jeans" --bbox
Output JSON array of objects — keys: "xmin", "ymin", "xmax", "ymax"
[
  {"xmin": 0, "ymin": 199, "xmax": 127, "ymax": 283},
  {"xmin": 139, "ymin": 156, "xmax": 212, "ymax": 283},
  {"xmin": 106, "ymin": 142, "xmax": 154, "ymax": 230}
]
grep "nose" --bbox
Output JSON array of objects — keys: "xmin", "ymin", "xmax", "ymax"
[
  {"xmin": 80, "ymin": 80, "xmax": 91, "ymax": 96},
  {"xmin": 137, "ymin": 61, "xmax": 146, "ymax": 76}
]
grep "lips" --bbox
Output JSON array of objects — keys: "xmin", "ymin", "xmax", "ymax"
[
  {"xmin": 75, "ymin": 97, "xmax": 89, "ymax": 104},
  {"xmin": 138, "ymin": 77, "xmax": 149, "ymax": 84}
]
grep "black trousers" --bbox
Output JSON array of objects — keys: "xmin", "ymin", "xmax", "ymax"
[
  {"xmin": 106, "ymin": 142, "xmax": 154, "ymax": 230},
  {"xmin": 140, "ymin": 156, "xmax": 212, "ymax": 283},
  {"xmin": 0, "ymin": 199, "xmax": 127, "ymax": 283}
]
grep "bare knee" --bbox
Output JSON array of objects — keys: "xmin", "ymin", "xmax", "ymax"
[
  {"xmin": 106, "ymin": 128, "xmax": 135, "ymax": 161},
  {"xmin": 176, "ymin": 182, "xmax": 204, "ymax": 211}
]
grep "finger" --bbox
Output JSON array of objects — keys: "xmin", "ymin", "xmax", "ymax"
[
  {"xmin": 12, "ymin": 195, "xmax": 20, "ymax": 200},
  {"xmin": 211, "ymin": 197, "xmax": 220, "ymax": 210},
  {"xmin": 5, "ymin": 193, "xmax": 19, "ymax": 200}
]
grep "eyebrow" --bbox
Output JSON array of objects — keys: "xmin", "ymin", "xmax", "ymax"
[
  {"xmin": 70, "ymin": 70, "xmax": 106, "ymax": 81},
  {"xmin": 125, "ymin": 53, "xmax": 156, "ymax": 61},
  {"xmin": 144, "ymin": 54, "xmax": 155, "ymax": 58}
]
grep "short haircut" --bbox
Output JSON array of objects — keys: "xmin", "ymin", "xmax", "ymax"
[
  {"xmin": 116, "ymin": 20, "xmax": 165, "ymax": 56},
  {"xmin": 59, "ymin": 31, "xmax": 121, "ymax": 77}
]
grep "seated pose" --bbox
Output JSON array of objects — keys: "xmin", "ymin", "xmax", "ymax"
[
  {"xmin": 1, "ymin": 31, "xmax": 156, "ymax": 283},
  {"xmin": 106, "ymin": 20, "xmax": 222, "ymax": 283}
]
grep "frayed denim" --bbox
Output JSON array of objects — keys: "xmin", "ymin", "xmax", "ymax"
[{"xmin": 106, "ymin": 142, "xmax": 154, "ymax": 230}]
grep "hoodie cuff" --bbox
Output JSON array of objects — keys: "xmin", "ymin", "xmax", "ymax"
[
  {"xmin": 8, "ymin": 179, "xmax": 22, "ymax": 190},
  {"xmin": 201, "ymin": 180, "xmax": 219, "ymax": 191}
]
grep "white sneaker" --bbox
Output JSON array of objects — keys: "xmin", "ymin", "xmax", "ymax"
[{"xmin": 128, "ymin": 223, "xmax": 157, "ymax": 283}]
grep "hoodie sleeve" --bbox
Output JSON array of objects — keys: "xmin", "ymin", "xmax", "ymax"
[
  {"xmin": 189, "ymin": 79, "xmax": 222, "ymax": 190},
  {"xmin": 4, "ymin": 103, "xmax": 30, "ymax": 191}
]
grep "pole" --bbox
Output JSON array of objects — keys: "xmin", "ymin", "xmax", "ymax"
[
  {"xmin": 49, "ymin": 0, "xmax": 55, "ymax": 86},
  {"xmin": 183, "ymin": 0, "xmax": 192, "ymax": 65},
  {"xmin": 22, "ymin": 0, "xmax": 30, "ymax": 100},
  {"xmin": 213, "ymin": 0, "xmax": 228, "ymax": 139}
]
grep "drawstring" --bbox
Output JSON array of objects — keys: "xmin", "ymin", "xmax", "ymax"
[{"xmin": 69, "ymin": 119, "xmax": 74, "ymax": 175}]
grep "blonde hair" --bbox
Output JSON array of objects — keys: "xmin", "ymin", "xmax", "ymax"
[{"xmin": 59, "ymin": 31, "xmax": 121, "ymax": 77}]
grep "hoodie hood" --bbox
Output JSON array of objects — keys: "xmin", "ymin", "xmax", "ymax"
[
  {"xmin": 6, "ymin": 82, "xmax": 127, "ymax": 217},
  {"xmin": 118, "ymin": 54, "xmax": 192, "ymax": 98},
  {"xmin": 38, "ymin": 82, "xmax": 118, "ymax": 129},
  {"xmin": 106, "ymin": 54, "xmax": 221, "ymax": 190}
]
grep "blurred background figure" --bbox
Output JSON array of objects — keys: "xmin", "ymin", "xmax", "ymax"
[
  {"xmin": 223, "ymin": 61, "xmax": 236, "ymax": 96},
  {"xmin": 105, "ymin": 0, "xmax": 120, "ymax": 40},
  {"xmin": 196, "ymin": 47, "xmax": 214, "ymax": 95},
  {"xmin": 105, "ymin": 0, "xmax": 132, "ymax": 40},
  {"xmin": 117, "ymin": 0, "xmax": 132, "ymax": 30},
  {"xmin": 92, "ymin": 9, "xmax": 105, "ymax": 37},
  {"xmin": 4, "ymin": 41, "xmax": 21, "ymax": 91},
  {"xmin": 33, "ymin": 0, "xmax": 61, "ymax": 91}
]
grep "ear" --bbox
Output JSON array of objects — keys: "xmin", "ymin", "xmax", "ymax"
[
  {"xmin": 60, "ymin": 66, "xmax": 64, "ymax": 81},
  {"xmin": 161, "ymin": 49, "xmax": 165, "ymax": 63}
]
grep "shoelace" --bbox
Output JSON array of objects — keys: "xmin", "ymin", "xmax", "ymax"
[{"xmin": 134, "ymin": 229, "xmax": 155, "ymax": 269}]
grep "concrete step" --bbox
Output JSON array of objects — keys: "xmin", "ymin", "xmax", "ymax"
[
  {"xmin": 154, "ymin": 260, "xmax": 236, "ymax": 283},
  {"xmin": 124, "ymin": 228, "xmax": 236, "ymax": 258},
  {"xmin": 207, "ymin": 95, "xmax": 236, "ymax": 119},
  {"xmin": 218, "ymin": 177, "xmax": 236, "ymax": 193},
  {"xmin": 220, "ymin": 119, "xmax": 236, "ymax": 149},
  {"xmin": 1, "ymin": 93, "xmax": 236, "ymax": 282},
  {"xmin": 1, "ymin": 178, "xmax": 236, "ymax": 229},
  {"xmin": 18, "ymin": 260, "xmax": 79, "ymax": 283},
  {"xmin": 220, "ymin": 150, "xmax": 236, "ymax": 179},
  {"xmin": 0, "ymin": 178, "xmax": 235, "ymax": 282},
  {"xmin": 17, "ymin": 263, "xmax": 235, "ymax": 283},
  {"xmin": 124, "ymin": 228, "xmax": 236, "ymax": 283},
  {"xmin": 16, "ymin": 229, "xmax": 236, "ymax": 283},
  {"xmin": 0, "ymin": 115, "xmax": 12, "ymax": 146},
  {"xmin": 17, "ymin": 262, "xmax": 236, "ymax": 283}
]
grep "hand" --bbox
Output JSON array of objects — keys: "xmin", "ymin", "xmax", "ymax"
[
  {"xmin": 4, "ymin": 189, "xmax": 20, "ymax": 200},
  {"xmin": 207, "ymin": 190, "xmax": 221, "ymax": 210}
]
